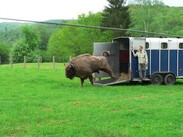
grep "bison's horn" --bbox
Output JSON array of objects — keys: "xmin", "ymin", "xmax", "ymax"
[{"xmin": 70, "ymin": 63, "xmax": 74, "ymax": 69}]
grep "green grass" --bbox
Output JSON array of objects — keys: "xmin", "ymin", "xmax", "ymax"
[{"xmin": 0, "ymin": 63, "xmax": 183, "ymax": 137}]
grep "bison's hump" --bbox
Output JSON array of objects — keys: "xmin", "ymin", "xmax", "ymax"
[{"xmin": 77, "ymin": 54, "xmax": 91, "ymax": 57}]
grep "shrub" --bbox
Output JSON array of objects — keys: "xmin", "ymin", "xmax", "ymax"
[{"xmin": 0, "ymin": 43, "xmax": 10, "ymax": 64}]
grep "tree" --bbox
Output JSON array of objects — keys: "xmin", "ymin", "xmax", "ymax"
[
  {"xmin": 11, "ymin": 25, "xmax": 41, "ymax": 63},
  {"xmin": 21, "ymin": 25, "xmax": 40, "ymax": 51},
  {"xmin": 35, "ymin": 25, "xmax": 50, "ymax": 51},
  {"xmin": 102, "ymin": 0, "xmax": 131, "ymax": 37},
  {"xmin": 162, "ymin": 7, "xmax": 183, "ymax": 36},
  {"xmin": 34, "ymin": 23, "xmax": 61, "ymax": 51},
  {"xmin": 128, "ymin": 0, "xmax": 164, "ymax": 37},
  {"xmin": 47, "ymin": 12, "xmax": 114, "ymax": 62},
  {"xmin": 0, "ymin": 43, "xmax": 10, "ymax": 64}
]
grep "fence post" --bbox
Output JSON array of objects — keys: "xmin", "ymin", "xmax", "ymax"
[
  {"xmin": 0, "ymin": 56, "xmax": 1, "ymax": 65},
  {"xmin": 24, "ymin": 56, "xmax": 26, "ymax": 68},
  {"xmin": 70, "ymin": 56, "xmax": 72, "ymax": 61},
  {"xmin": 11, "ymin": 56, "xmax": 13, "ymax": 68},
  {"xmin": 53, "ymin": 56, "xmax": 55, "ymax": 70},
  {"xmin": 38, "ymin": 56, "xmax": 40, "ymax": 69}
]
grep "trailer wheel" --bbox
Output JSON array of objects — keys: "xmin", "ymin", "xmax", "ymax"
[
  {"xmin": 151, "ymin": 74, "xmax": 163, "ymax": 85},
  {"xmin": 164, "ymin": 74, "xmax": 176, "ymax": 85}
]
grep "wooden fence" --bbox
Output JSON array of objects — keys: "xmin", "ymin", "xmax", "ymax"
[
  {"xmin": 0, "ymin": 55, "xmax": 101, "ymax": 81},
  {"xmin": 0, "ymin": 56, "xmax": 72, "ymax": 70}
]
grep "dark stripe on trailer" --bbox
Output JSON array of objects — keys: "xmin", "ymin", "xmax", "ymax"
[
  {"xmin": 146, "ymin": 50, "xmax": 150, "ymax": 77},
  {"xmin": 179, "ymin": 50, "xmax": 183, "ymax": 76},
  {"xmin": 170, "ymin": 50, "xmax": 177, "ymax": 76},
  {"xmin": 161, "ymin": 50, "xmax": 168, "ymax": 71},
  {"xmin": 151, "ymin": 50, "xmax": 159, "ymax": 72},
  {"xmin": 131, "ymin": 51, "xmax": 139, "ymax": 78}
]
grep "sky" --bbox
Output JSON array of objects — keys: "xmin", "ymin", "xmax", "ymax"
[{"xmin": 0, "ymin": 0, "xmax": 182, "ymax": 23}]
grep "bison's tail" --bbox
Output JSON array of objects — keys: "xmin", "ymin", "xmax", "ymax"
[{"xmin": 101, "ymin": 50, "xmax": 110, "ymax": 57}]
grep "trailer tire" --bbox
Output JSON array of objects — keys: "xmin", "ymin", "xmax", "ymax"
[
  {"xmin": 164, "ymin": 74, "xmax": 176, "ymax": 85},
  {"xmin": 151, "ymin": 74, "xmax": 163, "ymax": 85}
]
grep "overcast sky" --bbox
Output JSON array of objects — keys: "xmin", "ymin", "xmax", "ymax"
[{"xmin": 0, "ymin": 0, "xmax": 182, "ymax": 23}]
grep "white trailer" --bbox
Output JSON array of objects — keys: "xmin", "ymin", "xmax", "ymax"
[{"xmin": 94, "ymin": 37, "xmax": 183, "ymax": 85}]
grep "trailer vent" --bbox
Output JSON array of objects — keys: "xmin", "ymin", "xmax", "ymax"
[
  {"xmin": 179, "ymin": 43, "xmax": 183, "ymax": 49},
  {"xmin": 146, "ymin": 42, "xmax": 149, "ymax": 49},
  {"xmin": 161, "ymin": 43, "xmax": 168, "ymax": 49}
]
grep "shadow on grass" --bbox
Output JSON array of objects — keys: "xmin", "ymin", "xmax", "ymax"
[
  {"xmin": 112, "ymin": 81, "xmax": 150, "ymax": 86},
  {"xmin": 175, "ymin": 80, "xmax": 183, "ymax": 85},
  {"xmin": 112, "ymin": 79, "xmax": 183, "ymax": 86}
]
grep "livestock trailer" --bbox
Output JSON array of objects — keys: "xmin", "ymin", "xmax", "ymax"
[{"xmin": 93, "ymin": 37, "xmax": 183, "ymax": 86}]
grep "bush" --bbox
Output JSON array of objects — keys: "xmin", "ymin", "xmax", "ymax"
[
  {"xmin": 0, "ymin": 43, "xmax": 10, "ymax": 64},
  {"xmin": 11, "ymin": 40, "xmax": 47, "ymax": 63}
]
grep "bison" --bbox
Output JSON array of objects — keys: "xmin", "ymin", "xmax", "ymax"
[{"xmin": 65, "ymin": 51, "xmax": 115, "ymax": 86}]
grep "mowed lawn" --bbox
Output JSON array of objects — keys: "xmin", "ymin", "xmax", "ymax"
[{"xmin": 0, "ymin": 63, "xmax": 183, "ymax": 137}]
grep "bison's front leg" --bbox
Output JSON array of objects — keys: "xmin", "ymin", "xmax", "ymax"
[
  {"xmin": 80, "ymin": 78, "xmax": 84, "ymax": 87},
  {"xmin": 89, "ymin": 75, "xmax": 94, "ymax": 86}
]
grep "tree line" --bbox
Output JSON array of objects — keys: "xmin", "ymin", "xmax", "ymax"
[{"xmin": 0, "ymin": 0, "xmax": 183, "ymax": 64}]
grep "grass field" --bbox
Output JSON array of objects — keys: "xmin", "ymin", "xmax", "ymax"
[{"xmin": 0, "ymin": 63, "xmax": 183, "ymax": 137}]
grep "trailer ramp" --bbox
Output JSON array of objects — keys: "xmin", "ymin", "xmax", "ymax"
[{"xmin": 94, "ymin": 78, "xmax": 129, "ymax": 86}]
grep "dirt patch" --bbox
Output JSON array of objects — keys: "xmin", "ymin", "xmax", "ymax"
[
  {"xmin": 43, "ymin": 107, "xmax": 52, "ymax": 111},
  {"xmin": 36, "ymin": 123, "xmax": 41, "ymax": 126},
  {"xmin": 125, "ymin": 96, "xmax": 152, "ymax": 100}
]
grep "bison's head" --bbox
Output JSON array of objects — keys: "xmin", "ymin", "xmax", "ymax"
[{"xmin": 65, "ymin": 63, "xmax": 75, "ymax": 80}]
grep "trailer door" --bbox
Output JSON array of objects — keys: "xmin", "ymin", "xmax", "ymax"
[
  {"xmin": 94, "ymin": 42, "xmax": 120, "ymax": 78},
  {"xmin": 131, "ymin": 38, "xmax": 146, "ymax": 78},
  {"xmin": 179, "ymin": 49, "xmax": 183, "ymax": 76}
]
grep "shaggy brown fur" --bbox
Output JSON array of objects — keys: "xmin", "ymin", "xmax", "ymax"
[{"xmin": 65, "ymin": 51, "xmax": 115, "ymax": 86}]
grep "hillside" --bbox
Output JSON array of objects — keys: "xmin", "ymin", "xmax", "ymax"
[
  {"xmin": 0, "ymin": 19, "xmax": 75, "ymax": 32},
  {"xmin": 0, "ymin": 22, "xmax": 24, "ymax": 32}
]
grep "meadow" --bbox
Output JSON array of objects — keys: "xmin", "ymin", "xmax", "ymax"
[{"xmin": 0, "ymin": 63, "xmax": 183, "ymax": 137}]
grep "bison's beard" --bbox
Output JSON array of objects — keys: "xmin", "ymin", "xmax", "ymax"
[{"xmin": 67, "ymin": 75, "xmax": 75, "ymax": 80}]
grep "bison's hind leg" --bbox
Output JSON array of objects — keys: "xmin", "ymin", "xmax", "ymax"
[{"xmin": 89, "ymin": 75, "xmax": 94, "ymax": 86}]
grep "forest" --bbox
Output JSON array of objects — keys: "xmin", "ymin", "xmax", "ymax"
[{"xmin": 0, "ymin": 0, "xmax": 183, "ymax": 64}]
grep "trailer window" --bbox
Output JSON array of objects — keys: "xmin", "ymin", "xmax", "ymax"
[
  {"xmin": 179, "ymin": 43, "xmax": 183, "ymax": 49},
  {"xmin": 145, "ymin": 42, "xmax": 149, "ymax": 49},
  {"xmin": 161, "ymin": 43, "xmax": 168, "ymax": 49}
]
